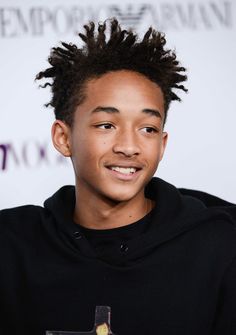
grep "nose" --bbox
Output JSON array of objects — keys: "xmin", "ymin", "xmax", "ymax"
[{"xmin": 112, "ymin": 129, "xmax": 141, "ymax": 157}]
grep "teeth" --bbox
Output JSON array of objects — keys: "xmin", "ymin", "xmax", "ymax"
[{"xmin": 111, "ymin": 166, "xmax": 137, "ymax": 174}]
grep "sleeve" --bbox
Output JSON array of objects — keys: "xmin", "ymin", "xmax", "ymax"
[{"xmin": 212, "ymin": 256, "xmax": 236, "ymax": 334}]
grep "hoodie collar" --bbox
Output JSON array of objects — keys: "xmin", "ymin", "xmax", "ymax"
[{"xmin": 44, "ymin": 178, "xmax": 236, "ymax": 260}]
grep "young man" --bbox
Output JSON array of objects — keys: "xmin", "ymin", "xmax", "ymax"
[{"xmin": 0, "ymin": 19, "xmax": 236, "ymax": 335}]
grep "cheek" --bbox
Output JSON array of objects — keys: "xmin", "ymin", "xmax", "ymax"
[
  {"xmin": 85, "ymin": 137, "xmax": 111, "ymax": 158},
  {"xmin": 72, "ymin": 136, "xmax": 110, "ymax": 169},
  {"xmin": 144, "ymin": 143, "xmax": 162, "ymax": 163},
  {"xmin": 143, "ymin": 144, "xmax": 164, "ymax": 175}
]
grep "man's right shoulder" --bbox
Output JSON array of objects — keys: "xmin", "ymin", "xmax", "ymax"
[{"xmin": 0, "ymin": 205, "xmax": 45, "ymax": 233}]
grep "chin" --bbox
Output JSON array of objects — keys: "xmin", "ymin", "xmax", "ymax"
[{"xmin": 103, "ymin": 188, "xmax": 142, "ymax": 204}]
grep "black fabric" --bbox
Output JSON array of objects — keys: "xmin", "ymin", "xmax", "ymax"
[
  {"xmin": 0, "ymin": 177, "xmax": 236, "ymax": 335},
  {"xmin": 78, "ymin": 209, "xmax": 154, "ymax": 265}
]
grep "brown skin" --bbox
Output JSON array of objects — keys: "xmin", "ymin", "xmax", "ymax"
[{"xmin": 52, "ymin": 70, "xmax": 168, "ymax": 229}]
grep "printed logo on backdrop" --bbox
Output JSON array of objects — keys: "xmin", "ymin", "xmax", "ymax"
[
  {"xmin": 0, "ymin": 1, "xmax": 234, "ymax": 38},
  {"xmin": 0, "ymin": 141, "xmax": 68, "ymax": 171}
]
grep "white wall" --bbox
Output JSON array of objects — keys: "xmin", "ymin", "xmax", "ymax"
[{"xmin": 0, "ymin": 0, "xmax": 235, "ymax": 209}]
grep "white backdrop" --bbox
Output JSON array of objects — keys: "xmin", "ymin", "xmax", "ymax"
[{"xmin": 0, "ymin": 0, "xmax": 236, "ymax": 209}]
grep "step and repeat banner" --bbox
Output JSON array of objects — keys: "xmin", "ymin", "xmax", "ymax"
[{"xmin": 0, "ymin": 0, "xmax": 236, "ymax": 208}]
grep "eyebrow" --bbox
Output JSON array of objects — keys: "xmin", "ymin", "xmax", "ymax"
[
  {"xmin": 91, "ymin": 106, "xmax": 119, "ymax": 114},
  {"xmin": 142, "ymin": 108, "xmax": 162, "ymax": 119},
  {"xmin": 91, "ymin": 106, "xmax": 162, "ymax": 119}
]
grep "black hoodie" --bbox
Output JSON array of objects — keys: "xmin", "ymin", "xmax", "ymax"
[{"xmin": 0, "ymin": 177, "xmax": 236, "ymax": 335}]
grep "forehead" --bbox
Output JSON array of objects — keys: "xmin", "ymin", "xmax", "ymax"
[{"xmin": 82, "ymin": 70, "xmax": 165, "ymax": 112}]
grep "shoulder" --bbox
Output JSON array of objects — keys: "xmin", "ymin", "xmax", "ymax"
[
  {"xmin": 180, "ymin": 206, "xmax": 236, "ymax": 268},
  {"xmin": 148, "ymin": 178, "xmax": 236, "ymax": 255},
  {"xmin": 0, "ymin": 204, "xmax": 43, "ymax": 220},
  {"xmin": 0, "ymin": 205, "xmax": 45, "ymax": 235}
]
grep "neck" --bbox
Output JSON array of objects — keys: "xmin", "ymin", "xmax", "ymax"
[{"xmin": 73, "ymin": 186, "xmax": 154, "ymax": 230}]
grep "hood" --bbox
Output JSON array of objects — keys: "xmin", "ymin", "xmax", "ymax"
[
  {"xmin": 44, "ymin": 177, "xmax": 236, "ymax": 262},
  {"xmin": 178, "ymin": 187, "xmax": 236, "ymax": 222}
]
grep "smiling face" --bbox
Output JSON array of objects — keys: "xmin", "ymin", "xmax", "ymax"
[{"xmin": 53, "ymin": 70, "xmax": 168, "ymax": 206}]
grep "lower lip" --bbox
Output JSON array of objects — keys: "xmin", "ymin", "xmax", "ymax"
[{"xmin": 106, "ymin": 168, "xmax": 141, "ymax": 181}]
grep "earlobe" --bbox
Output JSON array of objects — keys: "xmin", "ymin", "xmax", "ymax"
[{"xmin": 51, "ymin": 120, "xmax": 72, "ymax": 157}]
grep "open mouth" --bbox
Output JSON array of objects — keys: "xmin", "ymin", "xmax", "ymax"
[{"xmin": 107, "ymin": 166, "xmax": 141, "ymax": 175}]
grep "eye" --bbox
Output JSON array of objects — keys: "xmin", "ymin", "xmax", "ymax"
[
  {"xmin": 95, "ymin": 123, "xmax": 114, "ymax": 130},
  {"xmin": 141, "ymin": 127, "xmax": 158, "ymax": 134}
]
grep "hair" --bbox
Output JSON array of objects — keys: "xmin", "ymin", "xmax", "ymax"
[{"xmin": 36, "ymin": 18, "xmax": 187, "ymax": 126}]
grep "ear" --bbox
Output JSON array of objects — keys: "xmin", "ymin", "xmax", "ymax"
[
  {"xmin": 51, "ymin": 120, "xmax": 72, "ymax": 157},
  {"xmin": 160, "ymin": 131, "xmax": 168, "ymax": 161}
]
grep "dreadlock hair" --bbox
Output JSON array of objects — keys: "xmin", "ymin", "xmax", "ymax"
[{"xmin": 36, "ymin": 18, "xmax": 187, "ymax": 127}]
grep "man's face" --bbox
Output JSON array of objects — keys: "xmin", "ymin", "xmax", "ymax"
[{"xmin": 61, "ymin": 70, "xmax": 167, "ymax": 204}]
